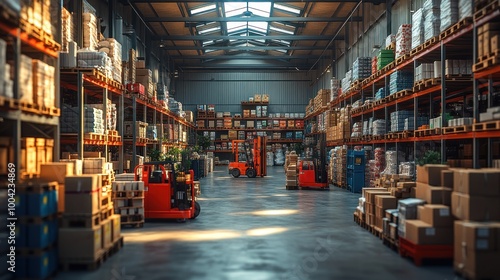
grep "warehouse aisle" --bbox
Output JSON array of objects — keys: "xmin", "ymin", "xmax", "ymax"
[{"xmin": 56, "ymin": 166, "xmax": 454, "ymax": 280}]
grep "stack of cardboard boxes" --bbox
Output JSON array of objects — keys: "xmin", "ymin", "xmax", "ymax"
[
  {"xmin": 59, "ymin": 157, "xmax": 122, "ymax": 268},
  {"xmin": 400, "ymin": 165, "xmax": 454, "ymax": 246},
  {"xmin": 285, "ymin": 152, "xmax": 298, "ymax": 190},
  {"xmin": 452, "ymin": 169, "xmax": 500, "ymax": 279},
  {"xmin": 112, "ymin": 181, "xmax": 145, "ymax": 227}
]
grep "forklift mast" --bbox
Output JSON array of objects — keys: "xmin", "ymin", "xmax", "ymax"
[{"xmin": 315, "ymin": 133, "xmax": 327, "ymax": 184}]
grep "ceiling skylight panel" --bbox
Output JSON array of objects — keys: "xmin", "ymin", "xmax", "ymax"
[
  {"xmin": 273, "ymin": 3, "xmax": 301, "ymax": 15},
  {"xmin": 191, "ymin": 4, "xmax": 216, "ymax": 15}
]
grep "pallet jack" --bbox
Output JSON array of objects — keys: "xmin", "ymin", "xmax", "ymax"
[
  {"xmin": 297, "ymin": 133, "xmax": 329, "ymax": 189},
  {"xmin": 134, "ymin": 161, "xmax": 200, "ymax": 220},
  {"xmin": 228, "ymin": 136, "xmax": 267, "ymax": 178}
]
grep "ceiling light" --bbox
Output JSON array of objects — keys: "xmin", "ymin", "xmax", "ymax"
[{"xmin": 242, "ymin": 10, "xmax": 253, "ymax": 17}]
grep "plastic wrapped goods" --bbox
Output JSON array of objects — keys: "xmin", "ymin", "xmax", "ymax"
[
  {"xmin": 395, "ymin": 24, "xmax": 412, "ymax": 58},
  {"xmin": 440, "ymin": 0, "xmax": 459, "ymax": 31},
  {"xmin": 381, "ymin": 150, "xmax": 398, "ymax": 175},
  {"xmin": 412, "ymin": 8, "xmax": 424, "ymax": 49}
]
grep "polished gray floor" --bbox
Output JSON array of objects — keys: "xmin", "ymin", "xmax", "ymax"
[{"xmin": 56, "ymin": 166, "xmax": 456, "ymax": 280}]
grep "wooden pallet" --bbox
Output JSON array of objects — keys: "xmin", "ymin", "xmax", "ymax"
[
  {"xmin": 413, "ymin": 78, "xmax": 441, "ymax": 92},
  {"xmin": 84, "ymin": 133, "xmax": 105, "ymax": 141},
  {"xmin": 120, "ymin": 214, "xmax": 145, "ymax": 227},
  {"xmin": 474, "ymin": 0, "xmax": 500, "ymax": 21},
  {"xmin": 442, "ymin": 125, "xmax": 473, "ymax": 134},
  {"xmin": 475, "ymin": 0, "xmax": 498, "ymax": 11},
  {"xmin": 371, "ymin": 226, "xmax": 383, "ymax": 239},
  {"xmin": 382, "ymin": 236, "xmax": 399, "ymax": 251},
  {"xmin": 439, "ymin": 17, "xmax": 473, "ymax": 41},
  {"xmin": 113, "ymin": 190, "xmax": 145, "ymax": 199},
  {"xmin": 414, "ymin": 128, "xmax": 441, "ymax": 137},
  {"xmin": 472, "ymin": 120, "xmax": 500, "ymax": 131},
  {"xmin": 60, "ymin": 213, "xmax": 101, "ymax": 228},
  {"xmin": 474, "ymin": 52, "xmax": 500, "ymax": 72},
  {"xmin": 402, "ymin": 130, "xmax": 414, "ymax": 138},
  {"xmin": 395, "ymin": 89, "xmax": 413, "ymax": 99},
  {"xmin": 410, "ymin": 43, "xmax": 425, "ymax": 56},
  {"xmin": 383, "ymin": 61, "xmax": 396, "ymax": 71},
  {"xmin": 424, "ymin": 36, "xmax": 438, "ymax": 49},
  {"xmin": 373, "ymin": 98, "xmax": 387, "ymax": 107},
  {"xmin": 399, "ymin": 237, "xmax": 453, "ymax": 266},
  {"xmin": 396, "ymin": 54, "xmax": 410, "ymax": 65}
]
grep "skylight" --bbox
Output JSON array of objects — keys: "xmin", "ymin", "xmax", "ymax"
[
  {"xmin": 269, "ymin": 26, "xmax": 294, "ymax": 35},
  {"xmin": 273, "ymin": 3, "xmax": 301, "ymax": 15},
  {"xmin": 191, "ymin": 4, "xmax": 216, "ymax": 15},
  {"xmin": 224, "ymin": 2, "xmax": 272, "ymax": 36},
  {"xmin": 199, "ymin": 26, "xmax": 220, "ymax": 34}
]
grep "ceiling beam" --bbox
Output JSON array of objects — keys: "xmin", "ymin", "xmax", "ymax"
[
  {"xmin": 169, "ymin": 55, "xmax": 322, "ymax": 60},
  {"xmin": 144, "ymin": 16, "xmax": 363, "ymax": 23},
  {"xmin": 176, "ymin": 64, "xmax": 313, "ymax": 70},
  {"xmin": 161, "ymin": 45, "xmax": 329, "ymax": 50},
  {"xmin": 153, "ymin": 35, "xmax": 343, "ymax": 40}
]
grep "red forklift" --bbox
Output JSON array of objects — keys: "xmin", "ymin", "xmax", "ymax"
[
  {"xmin": 298, "ymin": 133, "xmax": 329, "ymax": 189},
  {"xmin": 228, "ymin": 136, "xmax": 267, "ymax": 178},
  {"xmin": 134, "ymin": 161, "xmax": 200, "ymax": 220}
]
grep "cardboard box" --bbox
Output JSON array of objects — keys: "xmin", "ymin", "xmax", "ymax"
[
  {"xmin": 102, "ymin": 219, "xmax": 112, "ymax": 249},
  {"xmin": 64, "ymin": 175, "xmax": 101, "ymax": 215},
  {"xmin": 362, "ymin": 188, "xmax": 386, "ymax": 198},
  {"xmin": 364, "ymin": 190, "xmax": 391, "ymax": 204},
  {"xmin": 416, "ymin": 182, "xmax": 451, "ymax": 205},
  {"xmin": 453, "ymin": 169, "xmax": 500, "ymax": 196},
  {"xmin": 418, "ymin": 205, "xmax": 453, "ymax": 227},
  {"xmin": 416, "ymin": 164, "xmax": 449, "ymax": 186},
  {"xmin": 405, "ymin": 220, "xmax": 453, "ymax": 245},
  {"xmin": 441, "ymin": 170, "xmax": 454, "ymax": 188},
  {"xmin": 454, "ymin": 221, "xmax": 500, "ymax": 279},
  {"xmin": 452, "ymin": 192, "xmax": 500, "ymax": 221},
  {"xmin": 375, "ymin": 195, "xmax": 398, "ymax": 209},
  {"xmin": 58, "ymin": 226, "xmax": 102, "ymax": 260},
  {"xmin": 39, "ymin": 162, "xmax": 74, "ymax": 184}
]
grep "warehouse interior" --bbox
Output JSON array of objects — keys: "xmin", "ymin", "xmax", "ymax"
[{"xmin": 1, "ymin": 0, "xmax": 500, "ymax": 279}]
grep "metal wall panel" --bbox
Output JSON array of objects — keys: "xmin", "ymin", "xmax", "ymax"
[{"xmin": 175, "ymin": 71, "xmax": 312, "ymax": 114}]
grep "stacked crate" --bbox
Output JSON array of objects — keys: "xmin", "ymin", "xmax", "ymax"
[
  {"xmin": 112, "ymin": 181, "xmax": 145, "ymax": 227},
  {"xmin": 16, "ymin": 180, "xmax": 59, "ymax": 279},
  {"xmin": 59, "ymin": 170, "xmax": 122, "ymax": 270},
  {"xmin": 452, "ymin": 169, "xmax": 500, "ymax": 279},
  {"xmin": 285, "ymin": 152, "xmax": 299, "ymax": 190}
]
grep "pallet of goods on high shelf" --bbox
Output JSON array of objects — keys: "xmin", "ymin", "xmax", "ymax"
[
  {"xmin": 395, "ymin": 24, "xmax": 412, "ymax": 59},
  {"xmin": 423, "ymin": 0, "xmax": 441, "ymax": 42},
  {"xmin": 377, "ymin": 50, "xmax": 395, "ymax": 71},
  {"xmin": 440, "ymin": 0, "xmax": 459, "ymax": 32},
  {"xmin": 411, "ymin": 8, "xmax": 424, "ymax": 51},
  {"xmin": 98, "ymin": 38, "xmax": 122, "ymax": 84},
  {"xmin": 112, "ymin": 181, "xmax": 145, "ymax": 228},
  {"xmin": 352, "ymin": 57, "xmax": 372, "ymax": 82},
  {"xmin": 389, "ymin": 71, "xmax": 413, "ymax": 96}
]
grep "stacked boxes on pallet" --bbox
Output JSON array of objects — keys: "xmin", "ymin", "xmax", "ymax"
[
  {"xmin": 411, "ymin": 8, "xmax": 424, "ymax": 49},
  {"xmin": 374, "ymin": 88, "xmax": 386, "ymax": 100},
  {"xmin": 285, "ymin": 152, "xmax": 299, "ymax": 189},
  {"xmin": 423, "ymin": 0, "xmax": 440, "ymax": 41},
  {"xmin": 389, "ymin": 71, "xmax": 413, "ymax": 95},
  {"xmin": 330, "ymin": 79, "xmax": 340, "ymax": 102},
  {"xmin": 452, "ymin": 169, "xmax": 500, "ymax": 279},
  {"xmin": 414, "ymin": 63, "xmax": 434, "ymax": 82},
  {"xmin": 440, "ymin": 0, "xmax": 459, "ymax": 31},
  {"xmin": 0, "ymin": 38, "xmax": 13, "ymax": 98},
  {"xmin": 59, "ymin": 158, "xmax": 122, "ymax": 270},
  {"xmin": 16, "ymin": 180, "xmax": 59, "ymax": 279},
  {"xmin": 398, "ymin": 165, "xmax": 454, "ymax": 247},
  {"xmin": 459, "ymin": 0, "xmax": 472, "ymax": 20},
  {"xmin": 377, "ymin": 50, "xmax": 395, "ymax": 70},
  {"xmin": 390, "ymin": 111, "xmax": 413, "ymax": 132},
  {"xmin": 112, "ymin": 181, "xmax": 145, "ymax": 227},
  {"xmin": 136, "ymin": 67, "xmax": 154, "ymax": 100},
  {"xmin": 404, "ymin": 116, "xmax": 429, "ymax": 131},
  {"xmin": 444, "ymin": 59, "xmax": 473, "ymax": 76},
  {"xmin": 61, "ymin": 106, "xmax": 105, "ymax": 134},
  {"xmin": 82, "ymin": 7, "xmax": 98, "ymax": 51},
  {"xmin": 395, "ymin": 24, "xmax": 411, "ymax": 58},
  {"xmin": 98, "ymin": 38, "xmax": 122, "ymax": 83},
  {"xmin": 86, "ymin": 99, "xmax": 118, "ymax": 132},
  {"xmin": 352, "ymin": 57, "xmax": 371, "ymax": 81}
]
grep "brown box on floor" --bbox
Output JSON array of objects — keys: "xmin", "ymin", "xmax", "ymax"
[
  {"xmin": 441, "ymin": 170, "xmax": 454, "ymax": 188},
  {"xmin": 418, "ymin": 205, "xmax": 454, "ymax": 227},
  {"xmin": 364, "ymin": 190, "xmax": 391, "ymax": 204},
  {"xmin": 405, "ymin": 220, "xmax": 453, "ymax": 245},
  {"xmin": 102, "ymin": 218, "xmax": 112, "ymax": 249},
  {"xmin": 416, "ymin": 164, "xmax": 449, "ymax": 186},
  {"xmin": 451, "ymin": 192, "xmax": 500, "ymax": 221},
  {"xmin": 59, "ymin": 226, "xmax": 102, "ymax": 261},
  {"xmin": 453, "ymin": 169, "xmax": 500, "ymax": 196},
  {"xmin": 454, "ymin": 221, "xmax": 500, "ymax": 280}
]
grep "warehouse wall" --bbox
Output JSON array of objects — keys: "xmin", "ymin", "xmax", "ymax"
[
  {"xmin": 175, "ymin": 72, "xmax": 313, "ymax": 114},
  {"xmin": 334, "ymin": 0, "xmax": 412, "ymax": 79}
]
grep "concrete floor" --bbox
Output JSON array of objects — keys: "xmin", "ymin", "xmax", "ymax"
[{"xmin": 57, "ymin": 166, "xmax": 457, "ymax": 280}]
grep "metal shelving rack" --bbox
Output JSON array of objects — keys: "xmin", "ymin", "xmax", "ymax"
[
  {"xmin": 0, "ymin": 13, "xmax": 61, "ymax": 180},
  {"xmin": 326, "ymin": 8, "xmax": 500, "ymax": 170}
]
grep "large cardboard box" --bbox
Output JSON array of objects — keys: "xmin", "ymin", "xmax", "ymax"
[
  {"xmin": 102, "ymin": 218, "xmax": 112, "ymax": 249},
  {"xmin": 416, "ymin": 182, "xmax": 451, "ymax": 205},
  {"xmin": 39, "ymin": 162, "xmax": 74, "ymax": 184},
  {"xmin": 452, "ymin": 192, "xmax": 500, "ymax": 221},
  {"xmin": 418, "ymin": 205, "xmax": 453, "ymax": 227},
  {"xmin": 64, "ymin": 175, "xmax": 101, "ymax": 215},
  {"xmin": 416, "ymin": 164, "xmax": 449, "ymax": 186},
  {"xmin": 362, "ymin": 188, "xmax": 386, "ymax": 198},
  {"xmin": 453, "ymin": 169, "xmax": 500, "ymax": 196},
  {"xmin": 405, "ymin": 220, "xmax": 453, "ymax": 245},
  {"xmin": 110, "ymin": 214, "xmax": 121, "ymax": 242},
  {"xmin": 365, "ymin": 190, "xmax": 391, "ymax": 204},
  {"xmin": 59, "ymin": 226, "xmax": 102, "ymax": 260},
  {"xmin": 454, "ymin": 221, "xmax": 500, "ymax": 279},
  {"xmin": 375, "ymin": 195, "xmax": 398, "ymax": 209}
]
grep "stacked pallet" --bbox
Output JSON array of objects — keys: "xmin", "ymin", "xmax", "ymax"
[
  {"xmin": 112, "ymin": 181, "xmax": 145, "ymax": 227},
  {"xmin": 452, "ymin": 168, "xmax": 500, "ymax": 279},
  {"xmin": 59, "ymin": 173, "xmax": 123, "ymax": 271},
  {"xmin": 313, "ymin": 89, "xmax": 330, "ymax": 110},
  {"xmin": 16, "ymin": 180, "xmax": 59, "ymax": 279},
  {"xmin": 285, "ymin": 152, "xmax": 299, "ymax": 190},
  {"xmin": 20, "ymin": 137, "xmax": 55, "ymax": 179},
  {"xmin": 333, "ymin": 146, "xmax": 347, "ymax": 187}
]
